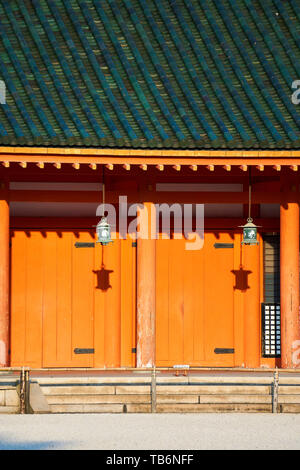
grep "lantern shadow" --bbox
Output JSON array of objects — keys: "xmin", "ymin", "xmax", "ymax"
[
  {"xmin": 231, "ymin": 267, "xmax": 252, "ymax": 292},
  {"xmin": 93, "ymin": 267, "xmax": 113, "ymax": 291}
]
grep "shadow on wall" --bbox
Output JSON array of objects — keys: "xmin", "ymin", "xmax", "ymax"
[
  {"xmin": 93, "ymin": 267, "xmax": 113, "ymax": 291},
  {"xmin": 231, "ymin": 267, "xmax": 252, "ymax": 292}
]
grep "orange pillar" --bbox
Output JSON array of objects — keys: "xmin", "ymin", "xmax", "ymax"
[
  {"xmin": 136, "ymin": 202, "xmax": 156, "ymax": 368},
  {"xmin": 243, "ymin": 243, "xmax": 261, "ymax": 368},
  {"xmin": 0, "ymin": 184, "xmax": 9, "ymax": 366},
  {"xmin": 280, "ymin": 190, "xmax": 300, "ymax": 368}
]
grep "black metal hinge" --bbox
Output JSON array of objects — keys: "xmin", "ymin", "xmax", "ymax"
[
  {"xmin": 74, "ymin": 242, "xmax": 95, "ymax": 248},
  {"xmin": 214, "ymin": 348, "xmax": 235, "ymax": 354},
  {"xmin": 214, "ymin": 243, "xmax": 234, "ymax": 249},
  {"xmin": 74, "ymin": 348, "xmax": 95, "ymax": 354}
]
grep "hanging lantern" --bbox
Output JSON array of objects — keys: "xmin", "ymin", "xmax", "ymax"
[
  {"xmin": 96, "ymin": 216, "xmax": 112, "ymax": 246},
  {"xmin": 239, "ymin": 168, "xmax": 261, "ymax": 246},
  {"xmin": 240, "ymin": 218, "xmax": 259, "ymax": 245},
  {"xmin": 95, "ymin": 166, "xmax": 113, "ymax": 246}
]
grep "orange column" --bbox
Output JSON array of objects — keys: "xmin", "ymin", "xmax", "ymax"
[
  {"xmin": 136, "ymin": 202, "xmax": 156, "ymax": 368},
  {"xmin": 0, "ymin": 183, "xmax": 9, "ymax": 366},
  {"xmin": 280, "ymin": 185, "xmax": 300, "ymax": 368}
]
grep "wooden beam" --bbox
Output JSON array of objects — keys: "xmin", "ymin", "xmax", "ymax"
[
  {"xmin": 189, "ymin": 165, "xmax": 197, "ymax": 171},
  {"xmin": 240, "ymin": 165, "xmax": 247, "ymax": 172},
  {"xmin": 223, "ymin": 164, "xmax": 231, "ymax": 171},
  {"xmin": 89, "ymin": 163, "xmax": 97, "ymax": 170},
  {"xmin": 140, "ymin": 164, "xmax": 147, "ymax": 171},
  {"xmin": 1, "ymin": 146, "xmax": 300, "ymax": 159},
  {"xmin": 156, "ymin": 164, "xmax": 164, "ymax": 171},
  {"xmin": 256, "ymin": 165, "xmax": 264, "ymax": 172},
  {"xmin": 1, "ymin": 162, "xmax": 9, "ymax": 168},
  {"xmin": 53, "ymin": 162, "xmax": 61, "ymax": 169},
  {"xmin": 206, "ymin": 164, "xmax": 214, "ymax": 171},
  {"xmin": 10, "ymin": 189, "xmax": 298, "ymax": 204},
  {"xmin": 173, "ymin": 164, "xmax": 181, "ymax": 171},
  {"xmin": 290, "ymin": 165, "xmax": 298, "ymax": 172},
  {"xmin": 37, "ymin": 162, "xmax": 44, "ymax": 169},
  {"xmin": 72, "ymin": 163, "xmax": 80, "ymax": 170},
  {"xmin": 123, "ymin": 163, "xmax": 130, "ymax": 171},
  {"xmin": 106, "ymin": 163, "xmax": 114, "ymax": 170},
  {"xmin": 273, "ymin": 165, "xmax": 281, "ymax": 171},
  {"xmin": 19, "ymin": 162, "xmax": 27, "ymax": 169}
]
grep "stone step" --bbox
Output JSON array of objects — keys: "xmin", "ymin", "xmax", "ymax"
[
  {"xmin": 35, "ymin": 374, "xmax": 277, "ymax": 386},
  {"xmin": 49, "ymin": 403, "xmax": 125, "ymax": 413},
  {"xmin": 199, "ymin": 394, "xmax": 272, "ymax": 404},
  {"xmin": 49, "ymin": 402, "xmax": 272, "ymax": 414},
  {"xmin": 47, "ymin": 394, "xmax": 151, "ymax": 405},
  {"xmin": 155, "ymin": 404, "xmax": 272, "ymax": 413},
  {"xmin": 40, "ymin": 383, "xmax": 272, "ymax": 396},
  {"xmin": 46, "ymin": 392, "xmax": 272, "ymax": 406},
  {"xmin": 278, "ymin": 386, "xmax": 300, "ymax": 394}
]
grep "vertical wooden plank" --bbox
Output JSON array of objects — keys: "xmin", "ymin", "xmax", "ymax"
[
  {"xmin": 25, "ymin": 231, "xmax": 43, "ymax": 367},
  {"xmin": 120, "ymin": 238, "xmax": 135, "ymax": 367},
  {"xmin": 72, "ymin": 231, "xmax": 94, "ymax": 367},
  {"xmin": 10, "ymin": 231, "xmax": 27, "ymax": 366},
  {"xmin": 155, "ymin": 237, "xmax": 170, "ymax": 365},
  {"xmin": 56, "ymin": 231, "xmax": 73, "ymax": 366},
  {"xmin": 131, "ymin": 236, "xmax": 137, "ymax": 367},
  {"xmin": 233, "ymin": 232, "xmax": 245, "ymax": 367},
  {"xmin": 192, "ymin": 237, "xmax": 205, "ymax": 364},
  {"xmin": 168, "ymin": 239, "xmax": 184, "ymax": 364},
  {"xmin": 184, "ymin": 240, "xmax": 205, "ymax": 364},
  {"xmin": 93, "ymin": 240, "xmax": 106, "ymax": 367},
  {"xmin": 203, "ymin": 232, "xmax": 234, "ymax": 366},
  {"xmin": 42, "ymin": 231, "xmax": 58, "ymax": 366},
  {"xmin": 104, "ymin": 236, "xmax": 121, "ymax": 367}
]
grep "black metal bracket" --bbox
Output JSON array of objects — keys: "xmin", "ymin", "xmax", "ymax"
[
  {"xmin": 214, "ymin": 348, "xmax": 235, "ymax": 354},
  {"xmin": 74, "ymin": 242, "xmax": 95, "ymax": 248},
  {"xmin": 214, "ymin": 243, "xmax": 234, "ymax": 249},
  {"xmin": 74, "ymin": 348, "xmax": 95, "ymax": 354}
]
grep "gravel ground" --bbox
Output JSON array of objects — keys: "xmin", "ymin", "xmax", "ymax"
[{"xmin": 0, "ymin": 413, "xmax": 299, "ymax": 450}]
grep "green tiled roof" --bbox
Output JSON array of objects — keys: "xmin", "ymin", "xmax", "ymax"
[{"xmin": 0, "ymin": 0, "xmax": 300, "ymax": 149}]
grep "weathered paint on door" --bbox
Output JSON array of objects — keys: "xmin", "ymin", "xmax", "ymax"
[
  {"xmin": 156, "ymin": 231, "xmax": 262, "ymax": 367},
  {"xmin": 10, "ymin": 229, "xmax": 136, "ymax": 368}
]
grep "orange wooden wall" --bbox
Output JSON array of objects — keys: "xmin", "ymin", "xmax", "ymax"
[
  {"xmin": 156, "ymin": 230, "xmax": 276, "ymax": 368},
  {"xmin": 10, "ymin": 229, "xmax": 136, "ymax": 368},
  {"xmin": 10, "ymin": 224, "xmax": 275, "ymax": 369}
]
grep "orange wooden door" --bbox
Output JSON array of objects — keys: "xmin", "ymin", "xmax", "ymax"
[
  {"xmin": 156, "ymin": 232, "xmax": 236, "ymax": 367},
  {"xmin": 10, "ymin": 229, "xmax": 136, "ymax": 368}
]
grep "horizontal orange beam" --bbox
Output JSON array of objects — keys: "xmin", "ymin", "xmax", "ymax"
[
  {"xmin": 1, "ymin": 146, "xmax": 300, "ymax": 158},
  {"xmin": 10, "ymin": 217, "xmax": 280, "ymax": 230},
  {"xmin": 7, "ymin": 189, "xmax": 300, "ymax": 204},
  {"xmin": 1, "ymin": 157, "xmax": 300, "ymax": 168},
  {"xmin": 0, "ymin": 147, "xmax": 300, "ymax": 167}
]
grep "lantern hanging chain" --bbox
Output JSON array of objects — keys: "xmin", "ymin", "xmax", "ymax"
[
  {"xmin": 102, "ymin": 165, "xmax": 105, "ymax": 218},
  {"xmin": 248, "ymin": 168, "xmax": 252, "ymax": 223}
]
